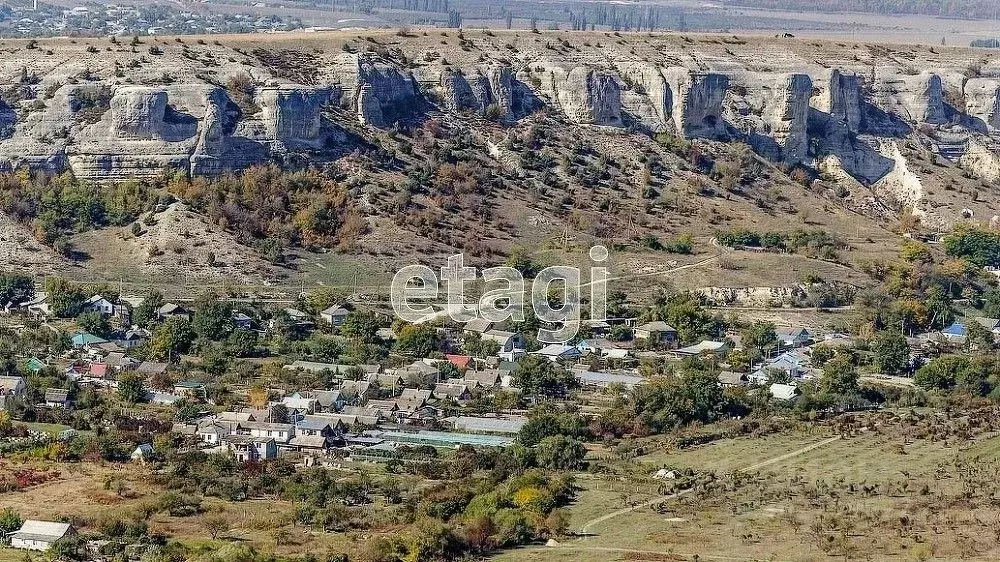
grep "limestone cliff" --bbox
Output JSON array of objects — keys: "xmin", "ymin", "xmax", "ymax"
[
  {"xmin": 663, "ymin": 69, "xmax": 729, "ymax": 140},
  {"xmin": 964, "ymin": 78, "xmax": 1000, "ymax": 131},
  {"xmin": 724, "ymin": 72, "xmax": 812, "ymax": 164},
  {"xmin": 352, "ymin": 54, "xmax": 420, "ymax": 128},
  {"xmin": 870, "ymin": 70, "xmax": 946, "ymax": 125}
]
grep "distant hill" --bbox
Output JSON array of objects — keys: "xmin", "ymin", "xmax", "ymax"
[{"xmin": 724, "ymin": 0, "xmax": 1000, "ymax": 20}]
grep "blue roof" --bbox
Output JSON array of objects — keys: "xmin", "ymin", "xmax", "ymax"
[{"xmin": 942, "ymin": 322, "xmax": 966, "ymax": 336}]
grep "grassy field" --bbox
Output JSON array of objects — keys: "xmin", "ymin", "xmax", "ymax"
[{"xmin": 495, "ymin": 423, "xmax": 1000, "ymax": 562}]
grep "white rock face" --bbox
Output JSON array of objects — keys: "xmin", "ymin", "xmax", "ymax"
[
  {"xmin": 353, "ymin": 55, "xmax": 420, "ymax": 128},
  {"xmin": 872, "ymin": 140, "xmax": 928, "ymax": 221},
  {"xmin": 871, "ymin": 71, "xmax": 947, "ymax": 125},
  {"xmin": 109, "ymin": 87, "xmax": 168, "ymax": 140},
  {"xmin": 664, "ymin": 69, "xmax": 729, "ymax": 139},
  {"xmin": 724, "ymin": 72, "xmax": 812, "ymax": 163},
  {"xmin": 256, "ymin": 86, "xmax": 333, "ymax": 148},
  {"xmin": 960, "ymin": 137, "xmax": 1000, "ymax": 183},
  {"xmin": 964, "ymin": 78, "xmax": 1000, "ymax": 130},
  {"xmin": 812, "ymin": 69, "xmax": 864, "ymax": 133},
  {"xmin": 440, "ymin": 65, "xmax": 516, "ymax": 119},
  {"xmin": 542, "ymin": 65, "xmax": 622, "ymax": 126}
]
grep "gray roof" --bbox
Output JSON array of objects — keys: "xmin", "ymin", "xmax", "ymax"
[
  {"xmin": 449, "ymin": 415, "xmax": 528, "ymax": 435},
  {"xmin": 635, "ymin": 321, "xmax": 676, "ymax": 332},
  {"xmin": 11, "ymin": 520, "xmax": 72, "ymax": 542},
  {"xmin": 573, "ymin": 370, "xmax": 644, "ymax": 388}
]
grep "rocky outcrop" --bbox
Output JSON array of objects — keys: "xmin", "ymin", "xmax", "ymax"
[
  {"xmin": 663, "ymin": 69, "xmax": 729, "ymax": 139},
  {"xmin": 812, "ymin": 69, "xmax": 864, "ymax": 133},
  {"xmin": 964, "ymin": 78, "xmax": 1000, "ymax": 130},
  {"xmin": 353, "ymin": 55, "xmax": 420, "ymax": 128},
  {"xmin": 255, "ymin": 86, "xmax": 334, "ymax": 148},
  {"xmin": 725, "ymin": 72, "xmax": 812, "ymax": 163},
  {"xmin": 440, "ymin": 66, "xmax": 516, "ymax": 119},
  {"xmin": 871, "ymin": 71, "xmax": 947, "ymax": 125},
  {"xmin": 109, "ymin": 87, "xmax": 169, "ymax": 140},
  {"xmin": 959, "ymin": 137, "xmax": 1000, "ymax": 183},
  {"xmin": 556, "ymin": 67, "xmax": 622, "ymax": 126},
  {"xmin": 190, "ymin": 88, "xmax": 231, "ymax": 176}
]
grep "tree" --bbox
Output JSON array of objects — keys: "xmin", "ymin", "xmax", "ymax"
[
  {"xmin": 202, "ymin": 515, "xmax": 229, "ymax": 540},
  {"xmin": 726, "ymin": 349, "xmax": 751, "ymax": 373},
  {"xmin": 740, "ymin": 321, "xmax": 777, "ymax": 356},
  {"xmin": 514, "ymin": 355, "xmax": 573, "ymax": 399},
  {"xmin": 870, "ymin": 331, "xmax": 910, "ymax": 376},
  {"xmin": 820, "ymin": 356, "xmax": 859, "ymax": 395},
  {"xmin": 76, "ymin": 311, "xmax": 110, "ymax": 337},
  {"xmin": 340, "ymin": 311, "xmax": 381, "ymax": 343},
  {"xmin": 192, "ymin": 296, "xmax": 232, "ymax": 341},
  {"xmin": 44, "ymin": 277, "xmax": 86, "ymax": 318},
  {"xmin": 0, "ymin": 507, "xmax": 22, "ymax": 535},
  {"xmin": 504, "ymin": 246, "xmax": 539, "ymax": 277},
  {"xmin": 227, "ymin": 328, "xmax": 258, "ymax": 357},
  {"xmin": 965, "ymin": 319, "xmax": 995, "ymax": 352},
  {"xmin": 133, "ymin": 290, "xmax": 165, "ymax": 327},
  {"xmin": 535, "ymin": 435, "xmax": 587, "ymax": 469},
  {"xmin": 117, "ymin": 372, "xmax": 146, "ymax": 404},
  {"xmin": 0, "ymin": 272, "xmax": 33, "ymax": 306},
  {"xmin": 151, "ymin": 317, "xmax": 194, "ymax": 361},
  {"xmin": 810, "ymin": 344, "xmax": 835, "ymax": 367},
  {"xmin": 393, "ymin": 324, "xmax": 440, "ymax": 357}
]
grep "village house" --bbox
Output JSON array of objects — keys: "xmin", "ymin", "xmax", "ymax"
[
  {"xmin": 82, "ymin": 294, "xmax": 116, "ymax": 316},
  {"xmin": 0, "ymin": 375, "xmax": 27, "ymax": 411},
  {"xmin": 674, "ymin": 340, "xmax": 732, "ymax": 358},
  {"xmin": 71, "ymin": 332, "xmax": 109, "ymax": 349},
  {"xmin": 463, "ymin": 318, "xmax": 493, "ymax": 335},
  {"xmin": 43, "ymin": 388, "xmax": 71, "ymax": 409},
  {"xmin": 8, "ymin": 520, "xmax": 75, "ymax": 551},
  {"xmin": 776, "ymin": 327, "xmax": 813, "ymax": 348},
  {"xmin": 633, "ymin": 321, "xmax": 678, "ymax": 346},
  {"xmin": 232, "ymin": 312, "xmax": 254, "ymax": 330},
  {"xmin": 320, "ymin": 304, "xmax": 350, "ymax": 326},
  {"xmin": 481, "ymin": 329, "xmax": 526, "ymax": 361},
  {"xmin": 237, "ymin": 421, "xmax": 295, "ymax": 444},
  {"xmin": 444, "ymin": 415, "xmax": 528, "ymax": 435},
  {"xmin": 433, "ymin": 382, "xmax": 472, "ymax": 402},
  {"xmin": 223, "ymin": 435, "xmax": 277, "ymax": 461},
  {"xmin": 131, "ymin": 443, "xmax": 155, "ymax": 463},
  {"xmin": 572, "ymin": 368, "xmax": 644, "ymax": 390},
  {"xmin": 157, "ymin": 303, "xmax": 190, "ymax": 321},
  {"xmin": 173, "ymin": 381, "xmax": 207, "ymax": 400},
  {"xmin": 534, "ymin": 343, "xmax": 582, "ymax": 363}
]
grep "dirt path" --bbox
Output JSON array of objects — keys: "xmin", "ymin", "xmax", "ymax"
[{"xmin": 578, "ymin": 434, "xmax": 842, "ymax": 535}]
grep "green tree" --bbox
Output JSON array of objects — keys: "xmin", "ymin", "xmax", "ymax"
[
  {"xmin": 151, "ymin": 317, "xmax": 194, "ymax": 361},
  {"xmin": 117, "ymin": 372, "xmax": 146, "ymax": 404},
  {"xmin": 133, "ymin": 290, "xmax": 165, "ymax": 327},
  {"xmin": 740, "ymin": 321, "xmax": 777, "ymax": 356},
  {"xmin": 870, "ymin": 331, "xmax": 910, "ymax": 376},
  {"xmin": 76, "ymin": 311, "xmax": 110, "ymax": 337},
  {"xmin": 820, "ymin": 356, "xmax": 859, "ymax": 395},
  {"xmin": 0, "ymin": 272, "xmax": 34, "ymax": 306},
  {"xmin": 227, "ymin": 328, "xmax": 258, "ymax": 357},
  {"xmin": 0, "ymin": 507, "xmax": 22, "ymax": 535},
  {"xmin": 534, "ymin": 435, "xmax": 587, "ymax": 469},
  {"xmin": 393, "ymin": 324, "xmax": 440, "ymax": 357},
  {"xmin": 810, "ymin": 344, "xmax": 835, "ymax": 367},
  {"xmin": 340, "ymin": 310, "xmax": 381, "ymax": 343},
  {"xmin": 513, "ymin": 355, "xmax": 573, "ymax": 399},
  {"xmin": 965, "ymin": 319, "xmax": 995, "ymax": 351},
  {"xmin": 192, "ymin": 296, "xmax": 232, "ymax": 341}
]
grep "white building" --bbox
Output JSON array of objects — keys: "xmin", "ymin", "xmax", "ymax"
[{"xmin": 9, "ymin": 520, "xmax": 75, "ymax": 551}]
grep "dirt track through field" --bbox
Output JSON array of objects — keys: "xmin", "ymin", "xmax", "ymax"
[{"xmin": 578, "ymin": 434, "xmax": 842, "ymax": 535}]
